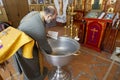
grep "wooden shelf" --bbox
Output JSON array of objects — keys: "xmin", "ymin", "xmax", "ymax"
[{"xmin": 29, "ymin": 3, "xmax": 54, "ymax": 11}]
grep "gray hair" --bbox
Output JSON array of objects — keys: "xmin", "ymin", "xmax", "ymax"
[{"xmin": 44, "ymin": 6, "xmax": 55, "ymax": 16}]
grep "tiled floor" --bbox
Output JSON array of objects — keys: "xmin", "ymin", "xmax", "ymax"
[
  {"xmin": 1, "ymin": 25, "xmax": 120, "ymax": 80},
  {"xmin": 44, "ymin": 46, "xmax": 120, "ymax": 80},
  {"xmin": 45, "ymin": 25, "xmax": 120, "ymax": 80}
]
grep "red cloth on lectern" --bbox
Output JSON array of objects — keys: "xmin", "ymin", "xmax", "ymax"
[
  {"xmin": 84, "ymin": 19, "xmax": 107, "ymax": 51},
  {"xmin": 86, "ymin": 22, "xmax": 102, "ymax": 47}
]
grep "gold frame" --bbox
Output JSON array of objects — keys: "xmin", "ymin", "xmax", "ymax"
[
  {"xmin": 38, "ymin": 0, "xmax": 44, "ymax": 4},
  {"xmin": 44, "ymin": 0, "xmax": 49, "ymax": 4},
  {"xmin": 30, "ymin": 0, "xmax": 38, "ymax": 4}
]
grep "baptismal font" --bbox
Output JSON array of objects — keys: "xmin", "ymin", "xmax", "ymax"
[
  {"xmin": 64, "ymin": 3, "xmax": 79, "ymax": 41},
  {"xmin": 42, "ymin": 1, "xmax": 80, "ymax": 80}
]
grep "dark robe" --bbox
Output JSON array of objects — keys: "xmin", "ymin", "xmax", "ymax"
[{"xmin": 14, "ymin": 11, "xmax": 52, "ymax": 80}]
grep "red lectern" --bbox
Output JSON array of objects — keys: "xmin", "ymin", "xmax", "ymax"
[{"xmin": 84, "ymin": 18, "xmax": 107, "ymax": 51}]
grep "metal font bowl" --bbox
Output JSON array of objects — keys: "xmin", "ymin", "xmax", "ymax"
[{"xmin": 43, "ymin": 37, "xmax": 80, "ymax": 67}]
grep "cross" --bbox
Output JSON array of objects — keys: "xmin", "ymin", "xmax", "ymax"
[{"xmin": 90, "ymin": 28, "xmax": 98, "ymax": 40}]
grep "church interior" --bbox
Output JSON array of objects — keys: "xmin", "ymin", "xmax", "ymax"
[{"xmin": 0, "ymin": 0, "xmax": 120, "ymax": 80}]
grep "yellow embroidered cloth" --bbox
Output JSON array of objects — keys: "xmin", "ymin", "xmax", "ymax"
[{"xmin": 0, "ymin": 26, "xmax": 34, "ymax": 63}]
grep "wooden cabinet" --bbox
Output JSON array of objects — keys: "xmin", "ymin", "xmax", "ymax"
[
  {"xmin": 2, "ymin": 0, "xmax": 29, "ymax": 28},
  {"xmin": 115, "ymin": 31, "xmax": 120, "ymax": 47},
  {"xmin": 102, "ymin": 27, "xmax": 118, "ymax": 53},
  {"xmin": 101, "ymin": 20, "xmax": 119, "ymax": 53},
  {"xmin": 83, "ymin": 9, "xmax": 119, "ymax": 52},
  {"xmin": 29, "ymin": 4, "xmax": 44, "ymax": 11}
]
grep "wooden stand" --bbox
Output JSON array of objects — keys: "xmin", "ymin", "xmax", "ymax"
[{"xmin": 84, "ymin": 18, "xmax": 107, "ymax": 51}]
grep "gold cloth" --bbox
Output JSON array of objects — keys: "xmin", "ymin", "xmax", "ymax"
[{"xmin": 0, "ymin": 26, "xmax": 34, "ymax": 63}]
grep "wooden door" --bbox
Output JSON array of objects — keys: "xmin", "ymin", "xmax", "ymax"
[
  {"xmin": 2, "ymin": 0, "xmax": 29, "ymax": 28},
  {"xmin": 102, "ymin": 28, "xmax": 118, "ymax": 53}
]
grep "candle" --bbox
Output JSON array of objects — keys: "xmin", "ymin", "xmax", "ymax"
[
  {"xmin": 64, "ymin": 26, "xmax": 67, "ymax": 36},
  {"xmin": 70, "ymin": 26, "xmax": 73, "ymax": 38},
  {"xmin": 75, "ymin": 28, "xmax": 78, "ymax": 37},
  {"xmin": 71, "ymin": 5, "xmax": 74, "ymax": 13},
  {"xmin": 74, "ymin": 0, "xmax": 77, "ymax": 8}
]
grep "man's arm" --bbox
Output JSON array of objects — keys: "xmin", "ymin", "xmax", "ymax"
[{"xmin": 18, "ymin": 12, "xmax": 52, "ymax": 54}]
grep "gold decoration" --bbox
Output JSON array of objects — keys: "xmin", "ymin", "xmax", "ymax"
[
  {"xmin": 64, "ymin": 1, "xmax": 79, "ymax": 40},
  {"xmin": 75, "ymin": 27, "xmax": 78, "ymax": 37},
  {"xmin": 59, "ymin": 0, "xmax": 63, "ymax": 15},
  {"xmin": 64, "ymin": 26, "xmax": 67, "ymax": 36},
  {"xmin": 70, "ymin": 26, "xmax": 73, "ymax": 38},
  {"xmin": 74, "ymin": 27, "xmax": 80, "ymax": 41}
]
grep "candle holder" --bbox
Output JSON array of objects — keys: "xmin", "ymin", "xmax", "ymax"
[{"xmin": 65, "ymin": 2, "xmax": 78, "ymax": 39}]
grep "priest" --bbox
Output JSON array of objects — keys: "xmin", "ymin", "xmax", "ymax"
[{"xmin": 13, "ymin": 6, "xmax": 57, "ymax": 80}]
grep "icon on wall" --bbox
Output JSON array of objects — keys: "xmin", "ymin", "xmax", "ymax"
[
  {"xmin": 38, "ymin": 0, "xmax": 44, "ymax": 4},
  {"xmin": 30, "ymin": 0, "xmax": 38, "ymax": 4},
  {"xmin": 110, "ymin": 0, "xmax": 116, "ymax": 4}
]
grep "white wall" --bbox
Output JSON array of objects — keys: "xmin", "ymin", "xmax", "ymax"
[
  {"xmin": 0, "ymin": 0, "xmax": 3, "ymax": 6},
  {"xmin": 28, "ymin": 0, "xmax": 31, "ymax": 5}
]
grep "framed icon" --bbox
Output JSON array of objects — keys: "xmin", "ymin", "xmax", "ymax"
[
  {"xmin": 30, "ymin": 0, "xmax": 38, "ymax": 4},
  {"xmin": 38, "ymin": 0, "xmax": 44, "ymax": 4},
  {"xmin": 44, "ymin": 0, "xmax": 49, "ymax": 4}
]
